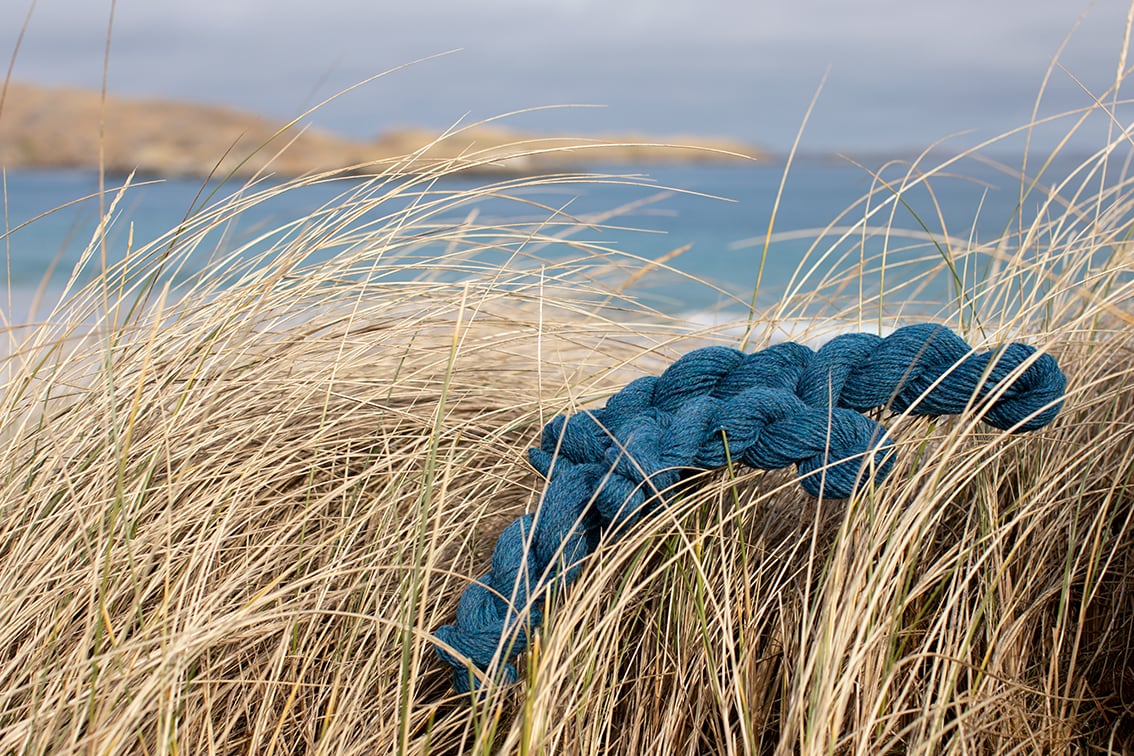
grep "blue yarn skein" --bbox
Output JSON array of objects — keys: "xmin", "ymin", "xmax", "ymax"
[{"xmin": 434, "ymin": 324, "xmax": 1065, "ymax": 695}]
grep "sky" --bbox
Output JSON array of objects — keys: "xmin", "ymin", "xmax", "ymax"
[{"xmin": 2, "ymin": 0, "xmax": 1132, "ymax": 155}]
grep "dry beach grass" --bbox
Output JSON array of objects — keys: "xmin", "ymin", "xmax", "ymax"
[{"xmin": 1, "ymin": 52, "xmax": 1134, "ymax": 756}]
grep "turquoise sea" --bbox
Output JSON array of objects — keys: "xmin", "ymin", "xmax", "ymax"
[{"xmin": 0, "ymin": 155, "xmax": 1106, "ymax": 321}]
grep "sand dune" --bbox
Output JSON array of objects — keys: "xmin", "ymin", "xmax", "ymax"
[{"xmin": 0, "ymin": 81, "xmax": 765, "ymax": 179}]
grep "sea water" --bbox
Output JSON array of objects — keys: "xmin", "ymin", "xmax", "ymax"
[{"xmin": 0, "ymin": 155, "xmax": 1103, "ymax": 322}]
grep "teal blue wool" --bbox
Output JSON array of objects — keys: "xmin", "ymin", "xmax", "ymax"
[{"xmin": 433, "ymin": 323, "xmax": 1066, "ymax": 695}]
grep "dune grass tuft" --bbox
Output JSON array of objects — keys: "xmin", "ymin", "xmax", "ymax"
[{"xmin": 0, "ymin": 98, "xmax": 1133, "ymax": 754}]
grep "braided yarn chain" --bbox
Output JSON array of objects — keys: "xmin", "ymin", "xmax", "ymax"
[{"xmin": 434, "ymin": 323, "xmax": 1066, "ymax": 694}]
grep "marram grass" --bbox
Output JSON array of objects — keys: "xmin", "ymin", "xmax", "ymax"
[{"xmin": 0, "ymin": 133, "xmax": 1132, "ymax": 756}]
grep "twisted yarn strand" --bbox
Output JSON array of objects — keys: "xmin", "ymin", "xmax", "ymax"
[{"xmin": 434, "ymin": 324, "xmax": 1065, "ymax": 694}]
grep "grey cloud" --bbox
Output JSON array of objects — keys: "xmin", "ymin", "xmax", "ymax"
[{"xmin": 1, "ymin": 0, "xmax": 1129, "ymax": 152}]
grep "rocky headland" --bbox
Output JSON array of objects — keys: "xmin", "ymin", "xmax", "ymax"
[{"xmin": 0, "ymin": 82, "xmax": 764, "ymax": 179}]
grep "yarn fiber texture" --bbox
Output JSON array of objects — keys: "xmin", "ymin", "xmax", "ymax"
[{"xmin": 433, "ymin": 323, "xmax": 1066, "ymax": 695}]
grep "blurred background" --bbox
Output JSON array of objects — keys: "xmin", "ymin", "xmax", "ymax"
[
  {"xmin": 3, "ymin": 0, "xmax": 1129, "ymax": 154},
  {"xmin": 1, "ymin": 0, "xmax": 1132, "ymax": 318}
]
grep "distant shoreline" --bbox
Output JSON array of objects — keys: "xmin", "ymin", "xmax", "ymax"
[{"xmin": 0, "ymin": 81, "xmax": 767, "ymax": 180}]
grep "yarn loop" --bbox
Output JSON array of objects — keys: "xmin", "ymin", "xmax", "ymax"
[{"xmin": 434, "ymin": 324, "xmax": 1066, "ymax": 695}]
